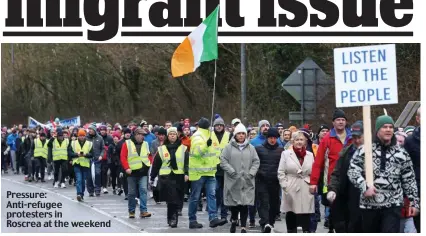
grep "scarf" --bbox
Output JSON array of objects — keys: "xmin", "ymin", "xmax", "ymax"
[
  {"xmin": 165, "ymin": 139, "xmax": 181, "ymax": 170},
  {"xmin": 293, "ymin": 146, "xmax": 307, "ymax": 166}
]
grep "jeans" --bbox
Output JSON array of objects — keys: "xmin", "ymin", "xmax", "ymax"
[
  {"xmin": 188, "ymin": 176, "xmax": 217, "ymax": 222},
  {"xmin": 400, "ymin": 217, "xmax": 417, "ymax": 233},
  {"xmin": 87, "ymin": 161, "xmax": 102, "ymax": 194},
  {"xmin": 74, "ymin": 165, "xmax": 89, "ymax": 197},
  {"xmin": 127, "ymin": 176, "xmax": 148, "ymax": 213},
  {"xmin": 215, "ymin": 175, "xmax": 228, "ymax": 219}
]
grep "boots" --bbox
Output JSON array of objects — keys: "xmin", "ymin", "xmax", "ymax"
[{"xmin": 170, "ymin": 212, "xmax": 178, "ymax": 228}]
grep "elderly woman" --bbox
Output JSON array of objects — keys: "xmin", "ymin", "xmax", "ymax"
[
  {"xmin": 220, "ymin": 123, "xmax": 260, "ymax": 233},
  {"xmin": 150, "ymin": 127, "xmax": 189, "ymax": 228},
  {"xmin": 278, "ymin": 131, "xmax": 315, "ymax": 233},
  {"xmin": 395, "ymin": 131, "xmax": 408, "ymax": 146}
]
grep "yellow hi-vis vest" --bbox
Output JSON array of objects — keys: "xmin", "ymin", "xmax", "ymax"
[
  {"xmin": 188, "ymin": 129, "xmax": 217, "ymax": 181},
  {"xmin": 210, "ymin": 131, "xmax": 230, "ymax": 164},
  {"xmin": 52, "ymin": 138, "xmax": 69, "ymax": 161},
  {"xmin": 158, "ymin": 145, "xmax": 186, "ymax": 175},
  {"xmin": 126, "ymin": 140, "xmax": 150, "ymax": 170},
  {"xmin": 34, "ymin": 138, "xmax": 48, "ymax": 159},
  {"xmin": 71, "ymin": 140, "xmax": 92, "ymax": 168}
]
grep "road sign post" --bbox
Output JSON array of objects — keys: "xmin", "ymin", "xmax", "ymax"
[{"xmin": 334, "ymin": 44, "xmax": 398, "ymax": 186}]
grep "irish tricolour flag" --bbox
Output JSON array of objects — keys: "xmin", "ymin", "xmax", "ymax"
[{"xmin": 171, "ymin": 6, "xmax": 219, "ymax": 78}]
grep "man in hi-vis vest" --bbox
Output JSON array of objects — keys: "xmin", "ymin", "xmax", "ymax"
[
  {"xmin": 187, "ymin": 118, "xmax": 227, "ymax": 229},
  {"xmin": 31, "ymin": 131, "xmax": 48, "ymax": 182},
  {"xmin": 68, "ymin": 129, "xmax": 94, "ymax": 202},
  {"xmin": 212, "ymin": 117, "xmax": 231, "ymax": 223},
  {"xmin": 48, "ymin": 128, "xmax": 70, "ymax": 189},
  {"xmin": 120, "ymin": 127, "xmax": 152, "ymax": 219}
]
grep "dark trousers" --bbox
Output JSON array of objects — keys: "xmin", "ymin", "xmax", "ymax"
[
  {"xmin": 167, "ymin": 203, "xmax": 179, "ymax": 222},
  {"xmin": 1, "ymin": 154, "xmax": 8, "ymax": 171},
  {"xmin": 34, "ymin": 157, "xmax": 46, "ymax": 180},
  {"xmin": 414, "ymin": 214, "xmax": 420, "ymax": 233},
  {"xmin": 54, "ymin": 160, "xmax": 67, "ymax": 183},
  {"xmin": 230, "ymin": 205, "xmax": 249, "ymax": 227},
  {"xmin": 361, "ymin": 207, "xmax": 401, "ymax": 233},
  {"xmin": 256, "ymin": 179, "xmax": 280, "ymax": 227},
  {"xmin": 286, "ymin": 212, "xmax": 310, "ymax": 232},
  {"xmin": 215, "ymin": 175, "xmax": 228, "ymax": 219},
  {"xmin": 153, "ymin": 186, "xmax": 160, "ymax": 202},
  {"xmin": 101, "ymin": 161, "xmax": 109, "ymax": 188},
  {"xmin": 109, "ymin": 164, "xmax": 121, "ymax": 190},
  {"xmin": 68, "ymin": 162, "xmax": 75, "ymax": 182}
]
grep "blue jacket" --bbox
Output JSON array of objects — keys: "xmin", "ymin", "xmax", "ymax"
[
  {"xmin": 143, "ymin": 133, "xmax": 157, "ymax": 148},
  {"xmin": 7, "ymin": 133, "xmax": 18, "ymax": 151}
]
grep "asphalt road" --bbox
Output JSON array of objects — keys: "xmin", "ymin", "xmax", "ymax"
[{"xmin": 1, "ymin": 173, "xmax": 329, "ymax": 233}]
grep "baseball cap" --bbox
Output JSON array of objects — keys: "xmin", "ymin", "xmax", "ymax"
[{"xmin": 351, "ymin": 121, "xmax": 363, "ymax": 137}]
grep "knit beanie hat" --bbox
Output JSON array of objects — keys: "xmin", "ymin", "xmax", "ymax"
[
  {"xmin": 213, "ymin": 118, "xmax": 225, "ymax": 126},
  {"xmin": 88, "ymin": 124, "xmax": 97, "ymax": 131},
  {"xmin": 275, "ymin": 123, "xmax": 284, "ymax": 128},
  {"xmin": 123, "ymin": 128, "xmax": 132, "ymax": 135},
  {"xmin": 134, "ymin": 127, "xmax": 146, "ymax": 135},
  {"xmin": 176, "ymin": 124, "xmax": 183, "ymax": 133},
  {"xmin": 167, "ymin": 127, "xmax": 178, "ymax": 136},
  {"xmin": 112, "ymin": 131, "xmax": 121, "ymax": 139},
  {"xmin": 404, "ymin": 126, "xmax": 415, "ymax": 134},
  {"xmin": 158, "ymin": 127, "xmax": 167, "ymax": 136},
  {"xmin": 198, "ymin": 118, "xmax": 210, "ymax": 129},
  {"xmin": 258, "ymin": 120, "xmax": 270, "ymax": 132},
  {"xmin": 375, "ymin": 115, "xmax": 395, "ymax": 132},
  {"xmin": 77, "ymin": 129, "xmax": 86, "ymax": 137},
  {"xmin": 317, "ymin": 124, "xmax": 330, "ymax": 135},
  {"xmin": 233, "ymin": 123, "xmax": 247, "ymax": 136},
  {"xmin": 333, "ymin": 109, "xmax": 346, "ymax": 121},
  {"xmin": 299, "ymin": 128, "xmax": 312, "ymax": 141},
  {"xmin": 267, "ymin": 128, "xmax": 280, "ymax": 138}
]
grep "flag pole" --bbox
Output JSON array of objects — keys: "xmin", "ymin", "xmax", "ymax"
[{"xmin": 210, "ymin": 59, "xmax": 217, "ymax": 137}]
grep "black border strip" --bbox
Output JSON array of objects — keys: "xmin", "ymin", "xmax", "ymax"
[
  {"xmin": 3, "ymin": 31, "xmax": 83, "ymax": 37},
  {"xmin": 122, "ymin": 31, "xmax": 413, "ymax": 37}
]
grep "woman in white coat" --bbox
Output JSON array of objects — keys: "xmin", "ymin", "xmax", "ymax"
[{"xmin": 277, "ymin": 131, "xmax": 315, "ymax": 233}]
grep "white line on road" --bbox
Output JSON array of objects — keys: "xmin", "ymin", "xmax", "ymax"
[{"xmin": 2, "ymin": 177, "xmax": 148, "ymax": 233}]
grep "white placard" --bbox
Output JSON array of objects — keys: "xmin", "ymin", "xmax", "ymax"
[{"xmin": 334, "ymin": 44, "xmax": 398, "ymax": 108}]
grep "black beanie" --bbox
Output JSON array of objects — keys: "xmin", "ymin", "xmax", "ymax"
[
  {"xmin": 198, "ymin": 118, "xmax": 210, "ymax": 129},
  {"xmin": 332, "ymin": 109, "xmax": 346, "ymax": 121},
  {"xmin": 317, "ymin": 124, "xmax": 330, "ymax": 135},
  {"xmin": 157, "ymin": 127, "xmax": 167, "ymax": 136},
  {"xmin": 123, "ymin": 128, "xmax": 132, "ymax": 134},
  {"xmin": 177, "ymin": 124, "xmax": 183, "ymax": 133},
  {"xmin": 267, "ymin": 128, "xmax": 280, "ymax": 138}
]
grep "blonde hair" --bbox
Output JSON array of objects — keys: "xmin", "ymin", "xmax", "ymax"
[{"xmin": 291, "ymin": 131, "xmax": 307, "ymax": 146}]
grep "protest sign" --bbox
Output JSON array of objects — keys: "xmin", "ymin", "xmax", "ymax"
[{"xmin": 334, "ymin": 44, "xmax": 397, "ymax": 186}]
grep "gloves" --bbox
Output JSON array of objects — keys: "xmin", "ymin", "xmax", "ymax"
[
  {"xmin": 119, "ymin": 172, "xmax": 124, "ymax": 178},
  {"xmin": 327, "ymin": 191, "xmax": 336, "ymax": 203},
  {"xmin": 206, "ymin": 138, "xmax": 212, "ymax": 147}
]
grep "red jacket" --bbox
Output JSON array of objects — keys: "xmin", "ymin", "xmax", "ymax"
[
  {"xmin": 120, "ymin": 142, "xmax": 131, "ymax": 171},
  {"xmin": 181, "ymin": 136, "xmax": 191, "ymax": 152},
  {"xmin": 310, "ymin": 127, "xmax": 352, "ymax": 186}
]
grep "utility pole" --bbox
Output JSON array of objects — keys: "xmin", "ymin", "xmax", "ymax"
[{"xmin": 241, "ymin": 43, "xmax": 247, "ymax": 124}]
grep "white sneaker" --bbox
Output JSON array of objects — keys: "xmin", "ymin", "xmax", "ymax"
[
  {"xmin": 61, "ymin": 183, "xmax": 66, "ymax": 188},
  {"xmin": 48, "ymin": 174, "xmax": 53, "ymax": 180},
  {"xmin": 264, "ymin": 224, "xmax": 273, "ymax": 233},
  {"xmin": 54, "ymin": 182, "xmax": 59, "ymax": 188},
  {"xmin": 102, "ymin": 188, "xmax": 108, "ymax": 194},
  {"xmin": 136, "ymin": 198, "xmax": 140, "ymax": 205}
]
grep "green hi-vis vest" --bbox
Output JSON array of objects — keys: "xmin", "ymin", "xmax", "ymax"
[
  {"xmin": 126, "ymin": 140, "xmax": 150, "ymax": 170},
  {"xmin": 71, "ymin": 140, "xmax": 93, "ymax": 168},
  {"xmin": 210, "ymin": 131, "xmax": 230, "ymax": 164},
  {"xmin": 188, "ymin": 132, "xmax": 217, "ymax": 181},
  {"xmin": 52, "ymin": 138, "xmax": 69, "ymax": 161},
  {"xmin": 158, "ymin": 145, "xmax": 186, "ymax": 175},
  {"xmin": 34, "ymin": 138, "xmax": 48, "ymax": 159}
]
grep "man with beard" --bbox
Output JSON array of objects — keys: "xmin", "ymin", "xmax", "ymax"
[
  {"xmin": 255, "ymin": 128, "xmax": 284, "ymax": 233},
  {"xmin": 99, "ymin": 125, "xmax": 113, "ymax": 194},
  {"xmin": 86, "ymin": 125, "xmax": 105, "ymax": 197},
  {"xmin": 348, "ymin": 115, "xmax": 419, "ymax": 233},
  {"xmin": 327, "ymin": 121, "xmax": 364, "ymax": 232},
  {"xmin": 212, "ymin": 118, "xmax": 232, "ymax": 223}
]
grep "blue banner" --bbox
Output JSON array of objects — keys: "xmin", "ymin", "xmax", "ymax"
[{"xmin": 28, "ymin": 116, "xmax": 81, "ymax": 129}]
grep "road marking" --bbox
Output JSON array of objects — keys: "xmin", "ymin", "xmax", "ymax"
[
  {"xmin": 2, "ymin": 177, "xmax": 148, "ymax": 233},
  {"xmin": 92, "ymin": 203, "xmax": 125, "ymax": 206}
]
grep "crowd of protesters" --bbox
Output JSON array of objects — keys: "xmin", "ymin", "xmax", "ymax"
[{"xmin": 1, "ymin": 107, "xmax": 421, "ymax": 233}]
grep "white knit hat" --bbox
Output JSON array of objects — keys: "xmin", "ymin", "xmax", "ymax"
[
  {"xmin": 233, "ymin": 123, "xmax": 247, "ymax": 136},
  {"xmin": 167, "ymin": 127, "xmax": 178, "ymax": 136}
]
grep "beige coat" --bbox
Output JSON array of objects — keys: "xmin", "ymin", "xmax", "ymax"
[{"xmin": 277, "ymin": 149, "xmax": 315, "ymax": 214}]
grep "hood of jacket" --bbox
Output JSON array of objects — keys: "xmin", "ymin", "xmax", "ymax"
[{"xmin": 230, "ymin": 137, "xmax": 250, "ymax": 149}]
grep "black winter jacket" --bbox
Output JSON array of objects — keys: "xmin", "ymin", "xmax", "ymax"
[
  {"xmin": 255, "ymin": 140, "xmax": 284, "ymax": 181},
  {"xmin": 404, "ymin": 126, "xmax": 420, "ymax": 193}
]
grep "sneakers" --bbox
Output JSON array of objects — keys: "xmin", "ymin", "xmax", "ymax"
[
  {"xmin": 60, "ymin": 183, "xmax": 66, "ymax": 188},
  {"xmin": 48, "ymin": 174, "xmax": 53, "ymax": 180},
  {"xmin": 140, "ymin": 212, "xmax": 152, "ymax": 218},
  {"xmin": 264, "ymin": 224, "xmax": 273, "ymax": 233},
  {"xmin": 117, "ymin": 188, "xmax": 123, "ymax": 196},
  {"xmin": 189, "ymin": 221, "xmax": 203, "ymax": 229},
  {"xmin": 129, "ymin": 212, "xmax": 135, "ymax": 218},
  {"xmin": 102, "ymin": 188, "xmax": 108, "ymax": 194},
  {"xmin": 209, "ymin": 218, "xmax": 227, "ymax": 228},
  {"xmin": 230, "ymin": 221, "xmax": 237, "ymax": 233},
  {"xmin": 76, "ymin": 195, "xmax": 83, "ymax": 202},
  {"xmin": 54, "ymin": 182, "xmax": 59, "ymax": 188},
  {"xmin": 249, "ymin": 221, "xmax": 255, "ymax": 228}
]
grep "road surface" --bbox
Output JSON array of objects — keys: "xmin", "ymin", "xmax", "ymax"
[{"xmin": 1, "ymin": 173, "xmax": 329, "ymax": 233}]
